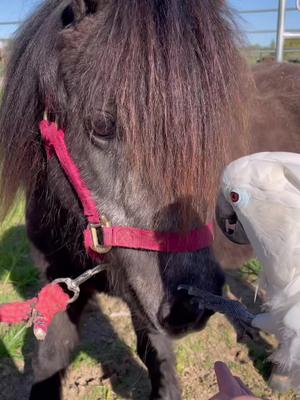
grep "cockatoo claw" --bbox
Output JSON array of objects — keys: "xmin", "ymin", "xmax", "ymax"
[
  {"xmin": 177, "ymin": 284, "xmax": 203, "ymax": 297},
  {"xmin": 178, "ymin": 285, "xmax": 256, "ymax": 338},
  {"xmin": 231, "ymin": 317, "xmax": 255, "ymax": 341}
]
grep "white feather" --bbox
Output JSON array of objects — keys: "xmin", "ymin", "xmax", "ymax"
[{"xmin": 221, "ymin": 152, "xmax": 300, "ymax": 393}]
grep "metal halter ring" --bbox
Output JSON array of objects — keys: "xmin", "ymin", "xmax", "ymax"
[
  {"xmin": 89, "ymin": 215, "xmax": 112, "ymax": 254},
  {"xmin": 52, "ymin": 264, "xmax": 107, "ymax": 304},
  {"xmin": 43, "ymin": 110, "xmax": 58, "ymax": 125},
  {"xmin": 52, "ymin": 277, "xmax": 81, "ymax": 304}
]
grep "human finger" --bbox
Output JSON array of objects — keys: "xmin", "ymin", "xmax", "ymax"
[
  {"xmin": 214, "ymin": 362, "xmax": 244, "ymax": 396},
  {"xmin": 233, "ymin": 376, "xmax": 254, "ymax": 395}
]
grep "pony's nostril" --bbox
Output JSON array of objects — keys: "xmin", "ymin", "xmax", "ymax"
[{"xmin": 158, "ymin": 294, "xmax": 211, "ymax": 336}]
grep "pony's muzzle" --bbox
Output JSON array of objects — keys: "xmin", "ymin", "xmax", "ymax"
[{"xmin": 157, "ymin": 290, "xmax": 213, "ymax": 336}]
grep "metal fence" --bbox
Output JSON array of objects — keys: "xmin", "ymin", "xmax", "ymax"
[
  {"xmin": 276, "ymin": 0, "xmax": 300, "ymax": 61},
  {"xmin": 239, "ymin": 0, "xmax": 300, "ymax": 62},
  {"xmin": 1, "ymin": 0, "xmax": 300, "ymax": 62},
  {"xmin": 0, "ymin": 21, "xmax": 19, "ymax": 44}
]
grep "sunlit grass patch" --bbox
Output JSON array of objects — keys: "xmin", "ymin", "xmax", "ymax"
[
  {"xmin": 83, "ymin": 386, "xmax": 114, "ymax": 400},
  {"xmin": 0, "ymin": 200, "xmax": 38, "ymax": 362},
  {"xmin": 72, "ymin": 349, "xmax": 99, "ymax": 370},
  {"xmin": 0, "ymin": 325, "xmax": 28, "ymax": 360}
]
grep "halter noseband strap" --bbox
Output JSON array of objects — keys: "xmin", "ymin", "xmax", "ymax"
[{"xmin": 39, "ymin": 119, "xmax": 214, "ymax": 260}]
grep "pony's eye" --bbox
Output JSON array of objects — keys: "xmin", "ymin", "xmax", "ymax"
[
  {"xmin": 93, "ymin": 113, "xmax": 115, "ymax": 138},
  {"xmin": 230, "ymin": 191, "xmax": 239, "ymax": 203},
  {"xmin": 86, "ymin": 111, "xmax": 116, "ymax": 141}
]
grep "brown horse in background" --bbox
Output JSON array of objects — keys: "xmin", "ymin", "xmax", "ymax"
[{"xmin": 214, "ymin": 61, "xmax": 300, "ymax": 269}]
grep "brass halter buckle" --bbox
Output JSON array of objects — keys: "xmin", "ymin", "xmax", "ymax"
[{"xmin": 89, "ymin": 216, "xmax": 112, "ymax": 254}]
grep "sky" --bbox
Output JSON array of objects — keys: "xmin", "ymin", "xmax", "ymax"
[{"xmin": 0, "ymin": 0, "xmax": 299, "ymax": 47}]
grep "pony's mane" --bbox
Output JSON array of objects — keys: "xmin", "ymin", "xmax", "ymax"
[{"xmin": 0, "ymin": 0, "xmax": 251, "ymax": 223}]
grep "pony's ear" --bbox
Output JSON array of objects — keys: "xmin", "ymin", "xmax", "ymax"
[{"xmin": 62, "ymin": 0, "xmax": 98, "ymax": 27}]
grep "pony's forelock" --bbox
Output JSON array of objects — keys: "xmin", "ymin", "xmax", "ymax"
[{"xmin": 0, "ymin": 0, "xmax": 251, "ymax": 225}]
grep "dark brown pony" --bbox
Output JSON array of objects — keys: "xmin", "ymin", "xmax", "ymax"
[{"xmin": 0, "ymin": 0, "xmax": 264, "ymax": 399}]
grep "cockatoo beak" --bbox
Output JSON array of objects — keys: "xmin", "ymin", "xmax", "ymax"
[{"xmin": 216, "ymin": 193, "xmax": 249, "ymax": 245}]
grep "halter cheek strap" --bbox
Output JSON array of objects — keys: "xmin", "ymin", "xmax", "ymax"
[{"xmin": 39, "ymin": 119, "xmax": 214, "ymax": 260}]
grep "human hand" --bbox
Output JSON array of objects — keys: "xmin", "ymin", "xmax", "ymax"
[{"xmin": 209, "ymin": 361, "xmax": 261, "ymax": 400}]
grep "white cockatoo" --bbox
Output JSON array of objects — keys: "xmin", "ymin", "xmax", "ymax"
[{"xmin": 215, "ymin": 151, "xmax": 300, "ymax": 393}]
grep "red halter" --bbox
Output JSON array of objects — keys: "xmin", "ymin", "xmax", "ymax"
[{"xmin": 39, "ymin": 119, "xmax": 214, "ymax": 260}]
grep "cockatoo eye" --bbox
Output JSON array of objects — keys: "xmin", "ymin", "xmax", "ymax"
[
  {"xmin": 228, "ymin": 188, "xmax": 250, "ymax": 208},
  {"xmin": 230, "ymin": 191, "xmax": 239, "ymax": 203}
]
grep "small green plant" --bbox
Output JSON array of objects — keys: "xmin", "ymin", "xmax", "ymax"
[{"xmin": 240, "ymin": 259, "xmax": 262, "ymax": 284}]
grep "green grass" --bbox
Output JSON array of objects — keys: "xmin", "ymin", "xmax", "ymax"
[
  {"xmin": 72, "ymin": 348, "xmax": 99, "ymax": 369},
  {"xmin": 0, "ymin": 325, "xmax": 28, "ymax": 360},
  {"xmin": 0, "ymin": 62, "xmax": 4, "ymax": 79},
  {"xmin": 0, "ymin": 201, "xmax": 39, "ymax": 362},
  {"xmin": 83, "ymin": 386, "xmax": 114, "ymax": 400}
]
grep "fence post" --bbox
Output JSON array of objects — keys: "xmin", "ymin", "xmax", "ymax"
[{"xmin": 276, "ymin": 0, "xmax": 287, "ymax": 62}]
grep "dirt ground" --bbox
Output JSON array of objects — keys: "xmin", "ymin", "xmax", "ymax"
[{"xmin": 0, "ymin": 268, "xmax": 297, "ymax": 400}]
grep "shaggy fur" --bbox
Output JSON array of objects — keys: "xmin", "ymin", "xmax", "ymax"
[
  {"xmin": 0, "ymin": 1, "xmax": 270, "ymax": 399},
  {"xmin": 0, "ymin": 0, "xmax": 249, "ymax": 223}
]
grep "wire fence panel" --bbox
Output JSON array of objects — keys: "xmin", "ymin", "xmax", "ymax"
[
  {"xmin": 0, "ymin": 2, "xmax": 299, "ymax": 64},
  {"xmin": 0, "ymin": 21, "xmax": 21, "ymax": 26},
  {"xmin": 240, "ymin": 7, "xmax": 297, "ymax": 14},
  {"xmin": 238, "ymin": 1, "xmax": 300, "ymax": 62}
]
